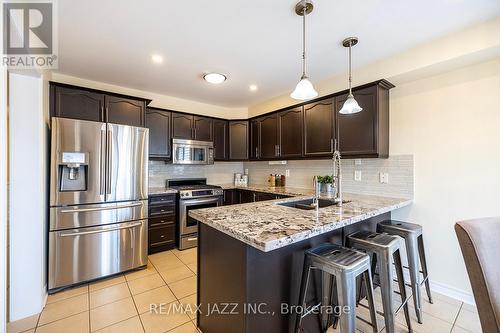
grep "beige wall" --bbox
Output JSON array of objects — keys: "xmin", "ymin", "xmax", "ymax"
[
  {"xmin": 390, "ymin": 58, "xmax": 500, "ymax": 298},
  {"xmin": 248, "ymin": 16, "xmax": 500, "ymax": 117},
  {"xmin": 50, "ymin": 73, "xmax": 248, "ymax": 119}
]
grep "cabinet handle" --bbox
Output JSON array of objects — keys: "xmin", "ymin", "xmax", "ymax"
[
  {"xmin": 277, "ymin": 145, "xmax": 280, "ymax": 156},
  {"xmin": 255, "ymin": 147, "xmax": 259, "ymax": 158}
]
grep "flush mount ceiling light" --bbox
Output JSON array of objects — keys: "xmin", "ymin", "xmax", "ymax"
[
  {"xmin": 249, "ymin": 84, "xmax": 258, "ymax": 92},
  {"xmin": 339, "ymin": 37, "xmax": 363, "ymax": 114},
  {"xmin": 203, "ymin": 73, "xmax": 227, "ymax": 84},
  {"xmin": 290, "ymin": 0, "xmax": 318, "ymax": 101},
  {"xmin": 151, "ymin": 54, "xmax": 163, "ymax": 64}
]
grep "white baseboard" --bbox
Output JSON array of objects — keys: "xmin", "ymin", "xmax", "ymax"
[{"xmin": 430, "ymin": 280, "xmax": 475, "ymax": 305}]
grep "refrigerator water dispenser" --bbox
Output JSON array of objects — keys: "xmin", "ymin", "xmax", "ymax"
[{"xmin": 59, "ymin": 152, "xmax": 88, "ymax": 191}]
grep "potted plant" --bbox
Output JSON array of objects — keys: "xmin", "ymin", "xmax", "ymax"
[{"xmin": 316, "ymin": 175, "xmax": 334, "ymax": 194}]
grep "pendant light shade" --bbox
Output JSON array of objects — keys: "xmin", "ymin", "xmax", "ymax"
[
  {"xmin": 290, "ymin": 0, "xmax": 317, "ymax": 101},
  {"xmin": 339, "ymin": 37, "xmax": 363, "ymax": 114},
  {"xmin": 291, "ymin": 75, "xmax": 318, "ymax": 100},
  {"xmin": 339, "ymin": 93, "xmax": 362, "ymax": 114}
]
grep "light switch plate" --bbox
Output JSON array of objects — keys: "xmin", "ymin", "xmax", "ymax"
[
  {"xmin": 379, "ymin": 172, "xmax": 389, "ymax": 184},
  {"xmin": 244, "ymin": 169, "xmax": 249, "ymax": 175},
  {"xmin": 354, "ymin": 170, "xmax": 362, "ymax": 181},
  {"xmin": 285, "ymin": 169, "xmax": 290, "ymax": 177}
]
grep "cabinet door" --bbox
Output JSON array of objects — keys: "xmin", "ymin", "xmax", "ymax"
[
  {"xmin": 255, "ymin": 192, "xmax": 276, "ymax": 202},
  {"xmin": 213, "ymin": 119, "xmax": 228, "ymax": 160},
  {"xmin": 105, "ymin": 95, "xmax": 145, "ymax": 127},
  {"xmin": 258, "ymin": 114, "xmax": 278, "ymax": 159},
  {"xmin": 172, "ymin": 113, "xmax": 194, "ymax": 139},
  {"xmin": 335, "ymin": 86, "xmax": 377, "ymax": 156},
  {"xmin": 145, "ymin": 108, "xmax": 171, "ymax": 159},
  {"xmin": 51, "ymin": 85, "xmax": 104, "ymax": 122},
  {"xmin": 223, "ymin": 189, "xmax": 239, "ymax": 205},
  {"xmin": 239, "ymin": 190, "xmax": 255, "ymax": 203},
  {"xmin": 194, "ymin": 116, "xmax": 213, "ymax": 141},
  {"xmin": 278, "ymin": 107, "xmax": 303, "ymax": 158},
  {"xmin": 250, "ymin": 120, "xmax": 259, "ymax": 159},
  {"xmin": 303, "ymin": 98, "xmax": 335, "ymax": 156},
  {"xmin": 228, "ymin": 121, "xmax": 248, "ymax": 160}
]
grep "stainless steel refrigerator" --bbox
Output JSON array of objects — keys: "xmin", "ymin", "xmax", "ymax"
[{"xmin": 48, "ymin": 117, "xmax": 149, "ymax": 292}]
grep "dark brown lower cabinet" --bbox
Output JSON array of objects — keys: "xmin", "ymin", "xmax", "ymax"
[
  {"xmin": 148, "ymin": 194, "xmax": 176, "ymax": 254},
  {"xmin": 223, "ymin": 189, "xmax": 292, "ymax": 205}
]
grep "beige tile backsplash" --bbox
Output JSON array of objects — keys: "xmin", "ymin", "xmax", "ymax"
[
  {"xmin": 148, "ymin": 155, "xmax": 413, "ymax": 199},
  {"xmin": 148, "ymin": 161, "xmax": 244, "ymax": 188},
  {"xmin": 243, "ymin": 155, "xmax": 414, "ymax": 199}
]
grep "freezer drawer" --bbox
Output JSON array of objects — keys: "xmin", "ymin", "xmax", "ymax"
[
  {"xmin": 48, "ymin": 220, "xmax": 148, "ymax": 291},
  {"xmin": 50, "ymin": 200, "xmax": 147, "ymax": 230}
]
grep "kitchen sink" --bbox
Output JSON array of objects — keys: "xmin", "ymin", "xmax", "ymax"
[{"xmin": 276, "ymin": 198, "xmax": 349, "ymax": 210}]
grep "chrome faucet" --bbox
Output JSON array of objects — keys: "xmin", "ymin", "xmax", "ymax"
[
  {"xmin": 312, "ymin": 175, "xmax": 320, "ymax": 207},
  {"xmin": 332, "ymin": 142, "xmax": 342, "ymax": 206}
]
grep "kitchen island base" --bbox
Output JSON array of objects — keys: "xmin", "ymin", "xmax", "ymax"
[{"xmin": 197, "ymin": 212, "xmax": 390, "ymax": 333}]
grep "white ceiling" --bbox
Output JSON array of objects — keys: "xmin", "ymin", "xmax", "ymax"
[{"xmin": 57, "ymin": 0, "xmax": 500, "ymax": 107}]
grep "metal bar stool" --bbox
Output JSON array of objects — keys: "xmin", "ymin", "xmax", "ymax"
[
  {"xmin": 347, "ymin": 231, "xmax": 413, "ymax": 333},
  {"xmin": 295, "ymin": 243, "xmax": 378, "ymax": 333},
  {"xmin": 377, "ymin": 220, "xmax": 432, "ymax": 324}
]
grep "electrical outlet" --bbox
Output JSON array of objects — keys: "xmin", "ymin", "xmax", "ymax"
[
  {"xmin": 379, "ymin": 172, "xmax": 389, "ymax": 184},
  {"xmin": 244, "ymin": 168, "xmax": 249, "ymax": 175},
  {"xmin": 285, "ymin": 169, "xmax": 290, "ymax": 177},
  {"xmin": 354, "ymin": 159, "xmax": 362, "ymax": 165},
  {"xmin": 354, "ymin": 170, "xmax": 362, "ymax": 181}
]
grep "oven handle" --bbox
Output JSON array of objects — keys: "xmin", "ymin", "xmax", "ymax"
[{"xmin": 181, "ymin": 196, "xmax": 222, "ymax": 206}]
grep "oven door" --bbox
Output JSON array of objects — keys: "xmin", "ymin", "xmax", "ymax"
[{"xmin": 179, "ymin": 196, "xmax": 222, "ymax": 244}]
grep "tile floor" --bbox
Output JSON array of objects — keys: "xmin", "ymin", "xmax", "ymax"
[{"xmin": 7, "ymin": 247, "xmax": 482, "ymax": 333}]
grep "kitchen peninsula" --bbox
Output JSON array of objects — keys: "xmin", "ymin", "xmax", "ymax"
[{"xmin": 189, "ymin": 186, "xmax": 411, "ymax": 332}]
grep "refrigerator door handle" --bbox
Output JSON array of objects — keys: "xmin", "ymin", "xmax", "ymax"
[
  {"xmin": 106, "ymin": 126, "xmax": 113, "ymax": 197},
  {"xmin": 100, "ymin": 126, "xmax": 106, "ymax": 197},
  {"xmin": 60, "ymin": 202, "xmax": 143, "ymax": 213},
  {"xmin": 59, "ymin": 221, "xmax": 143, "ymax": 237}
]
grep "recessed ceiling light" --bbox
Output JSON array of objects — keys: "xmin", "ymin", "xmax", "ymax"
[
  {"xmin": 151, "ymin": 54, "xmax": 163, "ymax": 64},
  {"xmin": 203, "ymin": 73, "xmax": 227, "ymax": 84},
  {"xmin": 249, "ymin": 84, "xmax": 258, "ymax": 92}
]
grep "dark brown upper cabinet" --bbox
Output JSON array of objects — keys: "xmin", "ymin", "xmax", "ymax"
[
  {"xmin": 278, "ymin": 106, "xmax": 303, "ymax": 158},
  {"xmin": 51, "ymin": 85, "xmax": 104, "ymax": 122},
  {"xmin": 105, "ymin": 95, "xmax": 145, "ymax": 127},
  {"xmin": 172, "ymin": 113, "xmax": 213, "ymax": 141},
  {"xmin": 303, "ymin": 98, "xmax": 335, "ymax": 157},
  {"xmin": 193, "ymin": 116, "xmax": 213, "ymax": 141},
  {"xmin": 50, "ymin": 83, "xmax": 148, "ymax": 126},
  {"xmin": 250, "ymin": 119, "xmax": 259, "ymax": 159},
  {"xmin": 250, "ymin": 114, "xmax": 278, "ymax": 159},
  {"xmin": 335, "ymin": 81, "xmax": 393, "ymax": 158},
  {"xmin": 146, "ymin": 108, "xmax": 171, "ymax": 160},
  {"xmin": 229, "ymin": 121, "xmax": 249, "ymax": 160},
  {"xmin": 213, "ymin": 119, "xmax": 228, "ymax": 160},
  {"xmin": 172, "ymin": 113, "xmax": 194, "ymax": 139}
]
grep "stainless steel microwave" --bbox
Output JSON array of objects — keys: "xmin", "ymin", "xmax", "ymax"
[{"xmin": 172, "ymin": 138, "xmax": 214, "ymax": 165}]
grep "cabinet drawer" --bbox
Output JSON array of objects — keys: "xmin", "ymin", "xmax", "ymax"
[
  {"xmin": 149, "ymin": 204, "xmax": 175, "ymax": 217},
  {"xmin": 149, "ymin": 195, "xmax": 176, "ymax": 206},
  {"xmin": 149, "ymin": 216, "xmax": 175, "ymax": 228},
  {"xmin": 149, "ymin": 225, "xmax": 175, "ymax": 246}
]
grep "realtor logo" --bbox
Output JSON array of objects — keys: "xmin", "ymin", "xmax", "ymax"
[{"xmin": 2, "ymin": 0, "xmax": 58, "ymax": 68}]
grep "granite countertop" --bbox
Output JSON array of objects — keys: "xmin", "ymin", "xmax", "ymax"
[
  {"xmin": 217, "ymin": 183, "xmax": 316, "ymax": 196},
  {"xmin": 189, "ymin": 187, "xmax": 412, "ymax": 252},
  {"xmin": 148, "ymin": 187, "xmax": 178, "ymax": 195}
]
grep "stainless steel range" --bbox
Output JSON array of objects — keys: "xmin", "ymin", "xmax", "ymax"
[{"xmin": 166, "ymin": 179, "xmax": 223, "ymax": 250}]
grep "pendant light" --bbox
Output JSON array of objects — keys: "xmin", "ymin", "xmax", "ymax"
[
  {"xmin": 290, "ymin": 0, "xmax": 318, "ymax": 100},
  {"xmin": 339, "ymin": 37, "xmax": 363, "ymax": 114}
]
